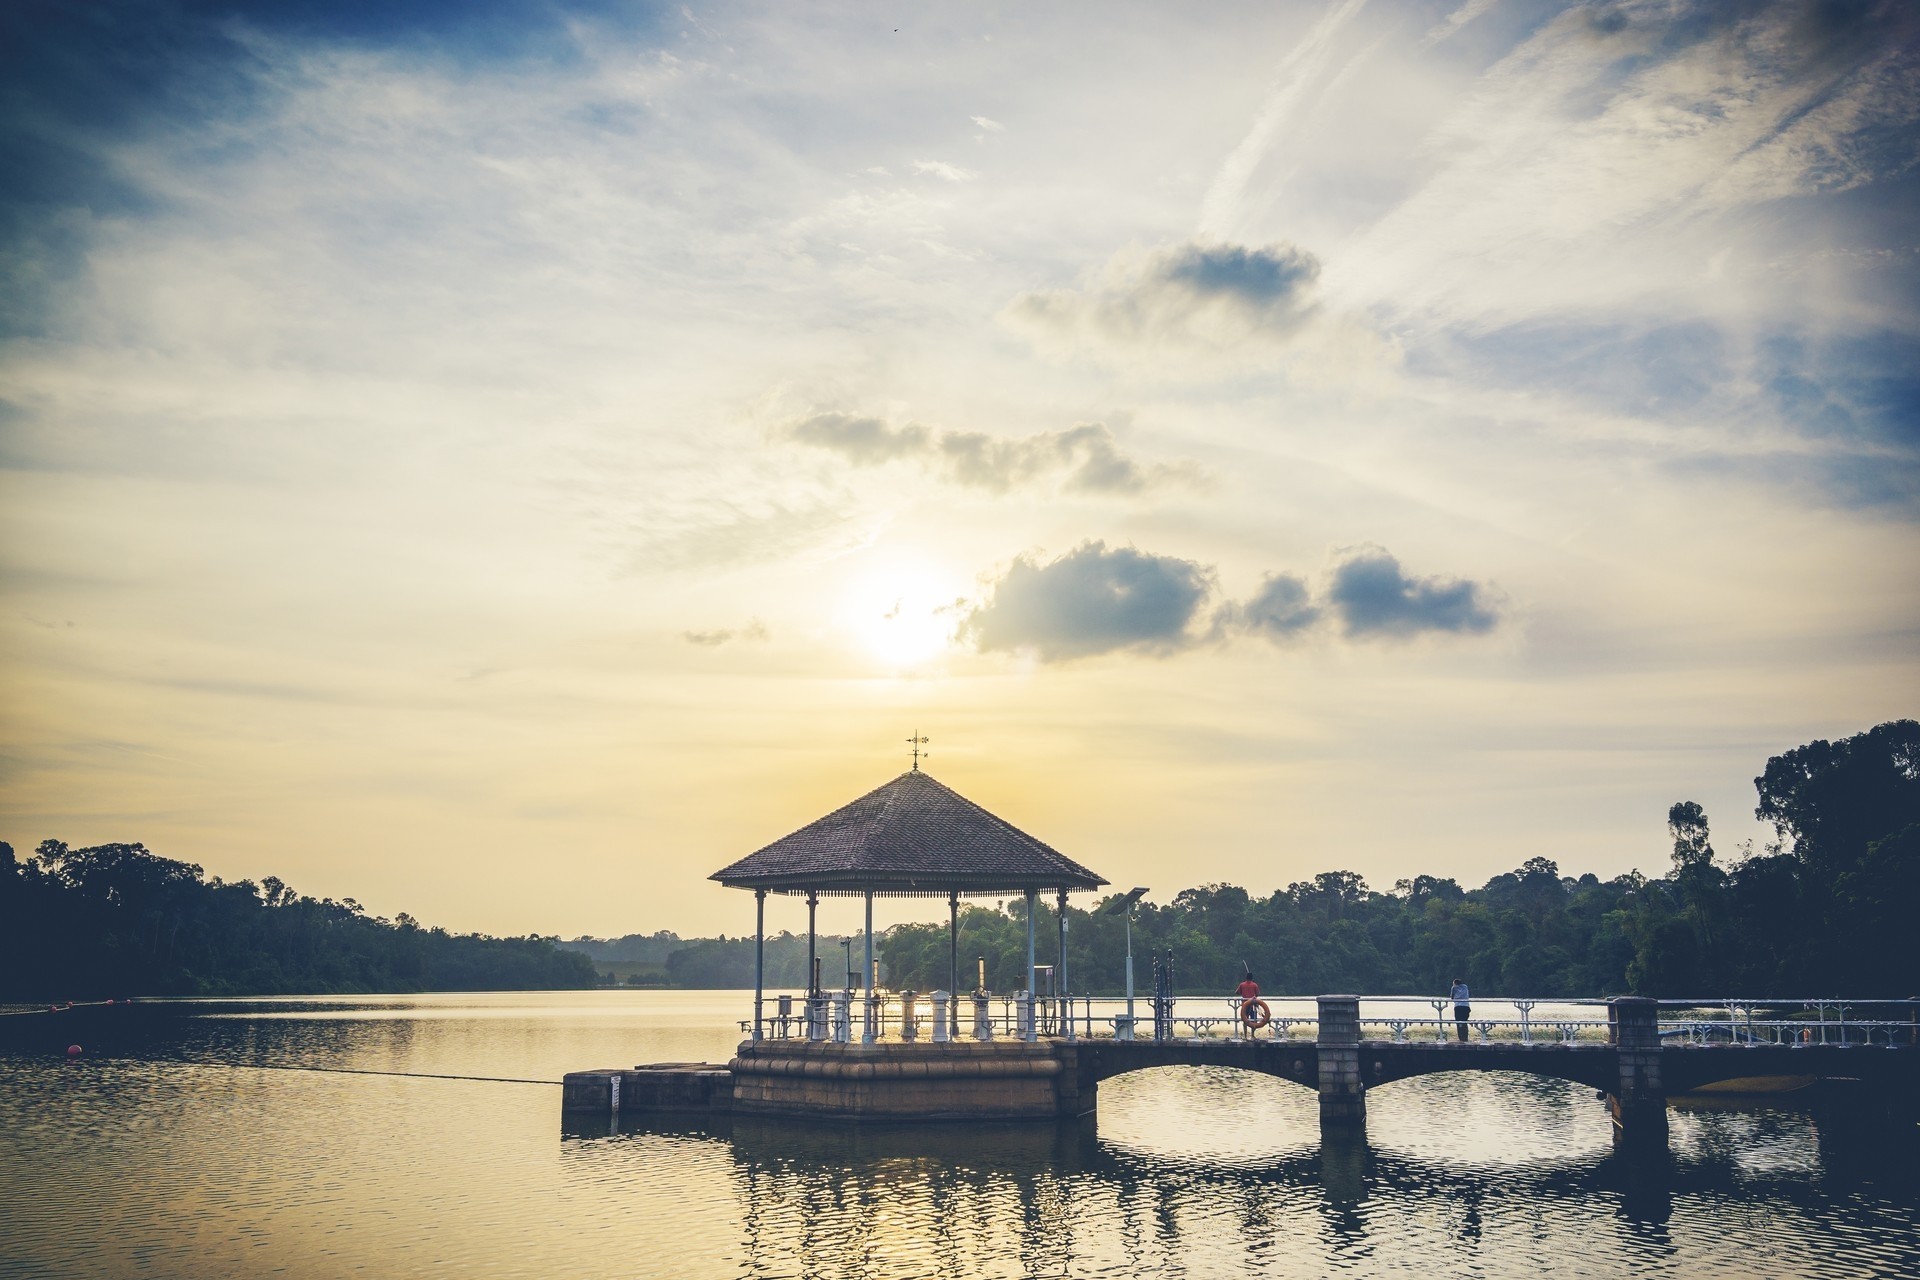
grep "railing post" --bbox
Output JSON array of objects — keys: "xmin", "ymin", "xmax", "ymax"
[
  {"xmin": 973, "ymin": 990, "xmax": 993, "ymax": 1041},
  {"xmin": 900, "ymin": 990, "xmax": 918, "ymax": 1042},
  {"xmin": 1607, "ymin": 997, "xmax": 1667, "ymax": 1146},
  {"xmin": 1316, "ymin": 994, "xmax": 1365, "ymax": 1124}
]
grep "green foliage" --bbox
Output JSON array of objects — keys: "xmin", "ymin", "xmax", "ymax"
[
  {"xmin": 0, "ymin": 841, "xmax": 598, "ymax": 999},
  {"xmin": 874, "ymin": 721, "xmax": 1919, "ymax": 999}
]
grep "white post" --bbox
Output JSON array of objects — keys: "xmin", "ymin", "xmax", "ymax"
[
  {"xmin": 1024, "ymin": 888, "xmax": 1037, "ymax": 1043},
  {"xmin": 932, "ymin": 990, "xmax": 951, "ymax": 1043},
  {"xmin": 752, "ymin": 888, "xmax": 766, "ymax": 1042},
  {"xmin": 862, "ymin": 890, "xmax": 876, "ymax": 1044}
]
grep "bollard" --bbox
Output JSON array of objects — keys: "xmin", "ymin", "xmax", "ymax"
[
  {"xmin": 831, "ymin": 990, "xmax": 851, "ymax": 1044},
  {"xmin": 931, "ymin": 990, "xmax": 952, "ymax": 1043},
  {"xmin": 900, "ymin": 990, "xmax": 918, "ymax": 1042},
  {"xmin": 807, "ymin": 993, "xmax": 829, "ymax": 1041},
  {"xmin": 973, "ymin": 992, "xmax": 994, "ymax": 1041}
]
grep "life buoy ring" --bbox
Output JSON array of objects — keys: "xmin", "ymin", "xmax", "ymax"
[{"xmin": 1241, "ymin": 999, "xmax": 1272, "ymax": 1030}]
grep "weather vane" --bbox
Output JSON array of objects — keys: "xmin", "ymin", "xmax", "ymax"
[{"xmin": 907, "ymin": 733, "xmax": 930, "ymax": 771}]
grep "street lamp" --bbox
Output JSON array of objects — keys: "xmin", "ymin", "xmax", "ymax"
[{"xmin": 1102, "ymin": 887, "xmax": 1150, "ymax": 1039}]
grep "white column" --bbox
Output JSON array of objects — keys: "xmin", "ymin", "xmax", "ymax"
[
  {"xmin": 752, "ymin": 888, "xmax": 766, "ymax": 1042},
  {"xmin": 1024, "ymin": 888, "xmax": 1037, "ymax": 1043},
  {"xmin": 862, "ymin": 889, "xmax": 876, "ymax": 1044}
]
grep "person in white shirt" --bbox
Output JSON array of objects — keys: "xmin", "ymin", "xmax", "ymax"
[{"xmin": 1449, "ymin": 979, "xmax": 1470, "ymax": 1042}]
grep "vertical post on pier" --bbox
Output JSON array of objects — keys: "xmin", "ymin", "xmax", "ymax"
[
  {"xmin": 1316, "ymin": 994, "xmax": 1365, "ymax": 1123},
  {"xmin": 806, "ymin": 892, "xmax": 818, "ymax": 993},
  {"xmin": 862, "ymin": 890, "xmax": 876, "ymax": 1044},
  {"xmin": 1057, "ymin": 888, "xmax": 1073, "ymax": 1041},
  {"xmin": 752, "ymin": 889, "xmax": 767, "ymax": 1043},
  {"xmin": 1024, "ymin": 888, "xmax": 1038, "ymax": 1043},
  {"xmin": 948, "ymin": 890, "xmax": 960, "ymax": 1040},
  {"xmin": 1607, "ymin": 997, "xmax": 1668, "ymax": 1146}
]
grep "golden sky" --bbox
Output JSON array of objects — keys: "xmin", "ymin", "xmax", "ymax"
[{"xmin": 3, "ymin": 0, "xmax": 1916, "ymax": 937}]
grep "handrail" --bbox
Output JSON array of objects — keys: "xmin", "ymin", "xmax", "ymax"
[{"xmin": 737, "ymin": 991, "xmax": 1919, "ymax": 1046}]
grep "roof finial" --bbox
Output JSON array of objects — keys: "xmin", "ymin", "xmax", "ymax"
[{"xmin": 907, "ymin": 732, "xmax": 930, "ymax": 771}]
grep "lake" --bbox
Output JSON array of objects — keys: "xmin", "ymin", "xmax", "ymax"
[{"xmin": 1, "ymin": 990, "xmax": 1915, "ymax": 1278}]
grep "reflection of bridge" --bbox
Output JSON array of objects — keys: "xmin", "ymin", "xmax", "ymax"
[{"xmin": 565, "ymin": 995, "xmax": 1919, "ymax": 1148}]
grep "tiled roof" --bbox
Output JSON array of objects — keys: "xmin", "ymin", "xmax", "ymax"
[{"xmin": 710, "ymin": 770, "xmax": 1107, "ymax": 895}]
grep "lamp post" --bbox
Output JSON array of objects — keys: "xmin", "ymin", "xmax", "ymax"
[{"xmin": 1102, "ymin": 887, "xmax": 1149, "ymax": 1039}]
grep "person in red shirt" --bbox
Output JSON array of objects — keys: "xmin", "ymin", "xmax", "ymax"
[{"xmin": 1235, "ymin": 973, "xmax": 1260, "ymax": 1014}]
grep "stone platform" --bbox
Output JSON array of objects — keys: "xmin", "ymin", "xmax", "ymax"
[{"xmin": 730, "ymin": 1039, "xmax": 1088, "ymax": 1121}]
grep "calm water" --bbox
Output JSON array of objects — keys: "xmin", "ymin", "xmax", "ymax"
[{"xmin": 1, "ymin": 991, "xmax": 1915, "ymax": 1279}]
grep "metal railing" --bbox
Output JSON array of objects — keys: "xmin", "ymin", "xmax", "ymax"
[{"xmin": 738, "ymin": 993, "xmax": 1919, "ymax": 1048}]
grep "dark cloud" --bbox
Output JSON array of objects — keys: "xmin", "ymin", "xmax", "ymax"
[
  {"xmin": 963, "ymin": 541, "xmax": 1214, "ymax": 661},
  {"xmin": 1325, "ymin": 546, "xmax": 1499, "ymax": 639},
  {"xmin": 1211, "ymin": 572, "xmax": 1319, "ymax": 641},
  {"xmin": 1156, "ymin": 242, "xmax": 1320, "ymax": 310},
  {"xmin": 787, "ymin": 413, "xmax": 1190, "ymax": 496}
]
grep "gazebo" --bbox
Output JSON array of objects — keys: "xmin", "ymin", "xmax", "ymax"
[{"xmin": 710, "ymin": 764, "xmax": 1107, "ymax": 1043}]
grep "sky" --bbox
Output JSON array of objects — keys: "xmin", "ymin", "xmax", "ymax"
[{"xmin": 2, "ymin": 0, "xmax": 1916, "ymax": 940}]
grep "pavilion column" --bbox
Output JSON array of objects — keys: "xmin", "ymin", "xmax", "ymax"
[
  {"xmin": 806, "ymin": 891, "xmax": 819, "ymax": 994},
  {"xmin": 752, "ymin": 888, "xmax": 766, "ymax": 1043},
  {"xmin": 1057, "ymin": 888, "xmax": 1072, "ymax": 1042},
  {"xmin": 862, "ymin": 889, "xmax": 876, "ymax": 1044},
  {"xmin": 1024, "ymin": 888, "xmax": 1038, "ymax": 1043},
  {"xmin": 947, "ymin": 890, "xmax": 960, "ymax": 1040}
]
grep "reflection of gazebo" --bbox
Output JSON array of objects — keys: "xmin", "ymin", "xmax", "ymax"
[{"xmin": 710, "ymin": 766, "xmax": 1107, "ymax": 1043}]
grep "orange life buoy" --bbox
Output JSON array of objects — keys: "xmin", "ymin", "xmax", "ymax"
[{"xmin": 1241, "ymin": 999, "xmax": 1272, "ymax": 1030}]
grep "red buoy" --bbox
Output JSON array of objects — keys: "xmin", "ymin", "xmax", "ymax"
[{"xmin": 66, "ymin": 1044, "xmax": 82, "ymax": 1058}]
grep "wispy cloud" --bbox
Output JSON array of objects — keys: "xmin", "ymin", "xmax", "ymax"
[
  {"xmin": 1006, "ymin": 239, "xmax": 1321, "ymax": 360},
  {"xmin": 682, "ymin": 619, "xmax": 770, "ymax": 647},
  {"xmin": 785, "ymin": 412, "xmax": 1199, "ymax": 496}
]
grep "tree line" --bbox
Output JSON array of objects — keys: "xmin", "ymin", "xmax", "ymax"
[
  {"xmin": 5, "ymin": 719, "xmax": 1911, "ymax": 1000},
  {"xmin": 0, "ymin": 840, "xmax": 598, "ymax": 999},
  {"xmin": 877, "ymin": 720, "xmax": 1919, "ymax": 999}
]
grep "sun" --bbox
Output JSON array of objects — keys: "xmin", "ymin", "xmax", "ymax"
[{"xmin": 848, "ymin": 571, "xmax": 960, "ymax": 668}]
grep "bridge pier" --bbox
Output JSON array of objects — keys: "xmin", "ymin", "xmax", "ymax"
[
  {"xmin": 1317, "ymin": 995, "xmax": 1365, "ymax": 1124},
  {"xmin": 1607, "ymin": 997, "xmax": 1668, "ymax": 1146}
]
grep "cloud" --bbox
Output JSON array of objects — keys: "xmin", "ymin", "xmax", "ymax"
[
  {"xmin": 911, "ymin": 159, "xmax": 976, "ymax": 181},
  {"xmin": 681, "ymin": 619, "xmax": 770, "ymax": 647},
  {"xmin": 785, "ymin": 412, "xmax": 1194, "ymax": 496},
  {"xmin": 1211, "ymin": 572, "xmax": 1319, "ymax": 641},
  {"xmin": 1324, "ymin": 545, "xmax": 1499, "ymax": 639},
  {"xmin": 969, "ymin": 115, "xmax": 1004, "ymax": 133},
  {"xmin": 963, "ymin": 541, "xmax": 1214, "ymax": 661},
  {"xmin": 1006, "ymin": 239, "xmax": 1320, "ymax": 358}
]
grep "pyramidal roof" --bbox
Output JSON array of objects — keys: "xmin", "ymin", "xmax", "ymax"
[{"xmin": 710, "ymin": 770, "xmax": 1107, "ymax": 897}]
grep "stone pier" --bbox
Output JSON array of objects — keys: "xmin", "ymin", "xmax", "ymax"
[
  {"xmin": 1316, "ymin": 994, "xmax": 1366, "ymax": 1123},
  {"xmin": 1607, "ymin": 996, "xmax": 1668, "ymax": 1145},
  {"xmin": 729, "ymin": 1039, "xmax": 1090, "ymax": 1121}
]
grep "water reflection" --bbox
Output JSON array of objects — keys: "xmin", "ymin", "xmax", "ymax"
[
  {"xmin": 557, "ymin": 1069, "xmax": 1919, "ymax": 1280},
  {"xmin": 3, "ymin": 993, "xmax": 1915, "ymax": 1280}
]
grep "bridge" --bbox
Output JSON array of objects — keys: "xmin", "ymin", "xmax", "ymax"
[{"xmin": 566, "ymin": 993, "xmax": 1920, "ymax": 1147}]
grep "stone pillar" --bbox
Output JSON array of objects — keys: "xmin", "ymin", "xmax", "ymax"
[
  {"xmin": 900, "ymin": 990, "xmax": 918, "ymax": 1042},
  {"xmin": 1316, "ymin": 994, "xmax": 1365, "ymax": 1123},
  {"xmin": 973, "ymin": 992, "xmax": 994, "ymax": 1041},
  {"xmin": 931, "ymin": 990, "xmax": 952, "ymax": 1043},
  {"xmin": 1608, "ymin": 997, "xmax": 1668, "ymax": 1144}
]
